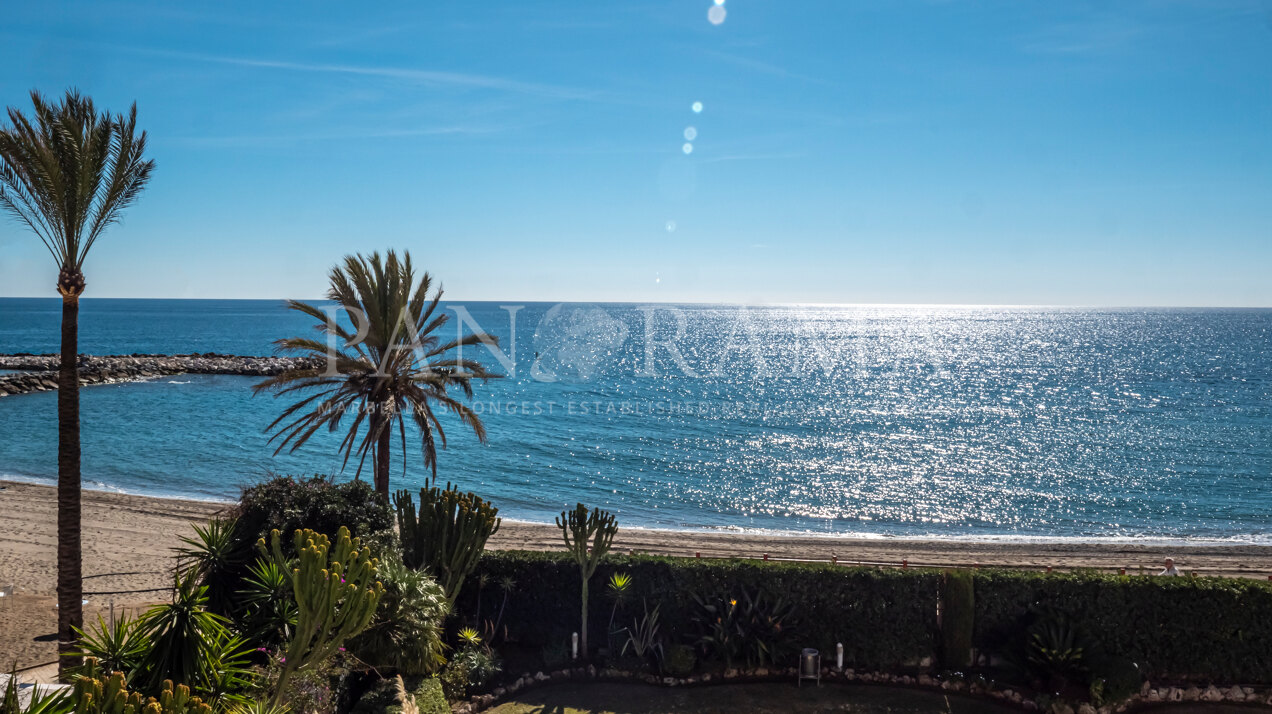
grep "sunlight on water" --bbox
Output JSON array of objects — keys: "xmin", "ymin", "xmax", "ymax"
[{"xmin": 0, "ymin": 302, "xmax": 1269, "ymax": 543}]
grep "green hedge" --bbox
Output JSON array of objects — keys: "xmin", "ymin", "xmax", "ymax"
[
  {"xmin": 463, "ymin": 552, "xmax": 1272, "ymax": 684},
  {"xmin": 460, "ymin": 551, "xmax": 941, "ymax": 669},
  {"xmin": 972, "ymin": 569, "xmax": 1272, "ymax": 683}
]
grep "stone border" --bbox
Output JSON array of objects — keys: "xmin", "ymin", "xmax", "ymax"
[{"xmin": 452, "ymin": 664, "xmax": 1272, "ymax": 714}]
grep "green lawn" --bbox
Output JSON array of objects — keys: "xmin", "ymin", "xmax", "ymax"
[{"xmin": 486, "ymin": 682, "xmax": 1013, "ymax": 714}]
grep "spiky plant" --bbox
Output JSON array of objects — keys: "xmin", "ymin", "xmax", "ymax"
[
  {"xmin": 0, "ymin": 89, "xmax": 155, "ymax": 672},
  {"xmin": 253, "ymin": 250, "xmax": 501, "ymax": 497},
  {"xmin": 259, "ymin": 527, "xmax": 384, "ymax": 707},
  {"xmin": 555, "ymin": 504, "xmax": 619, "ymax": 657},
  {"xmin": 394, "ymin": 483, "xmax": 501, "ymax": 605}
]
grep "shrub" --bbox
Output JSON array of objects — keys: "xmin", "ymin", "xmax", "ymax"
[
  {"xmin": 235, "ymin": 475, "xmax": 397, "ymax": 558},
  {"xmin": 440, "ymin": 630, "xmax": 501, "ymax": 700},
  {"xmin": 941, "ymin": 570, "xmax": 974, "ymax": 669},
  {"xmin": 663, "ymin": 643, "xmax": 697, "ymax": 677},
  {"xmin": 973, "ymin": 570, "xmax": 1272, "ymax": 683},
  {"xmin": 458, "ymin": 551, "xmax": 938, "ymax": 671},
  {"xmin": 348, "ymin": 558, "xmax": 450, "ymax": 676},
  {"xmin": 463, "ymin": 551, "xmax": 1272, "ymax": 684}
]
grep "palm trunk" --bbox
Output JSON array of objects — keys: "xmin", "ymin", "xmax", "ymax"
[
  {"xmin": 57, "ymin": 291, "xmax": 83, "ymax": 676},
  {"xmin": 374, "ymin": 415, "xmax": 391, "ymax": 498}
]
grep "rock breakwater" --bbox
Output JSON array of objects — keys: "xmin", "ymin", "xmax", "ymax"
[{"xmin": 0, "ymin": 353, "xmax": 319, "ymax": 398}]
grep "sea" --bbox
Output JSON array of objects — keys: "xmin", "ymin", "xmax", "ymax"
[{"xmin": 0, "ymin": 298, "xmax": 1269, "ymax": 545}]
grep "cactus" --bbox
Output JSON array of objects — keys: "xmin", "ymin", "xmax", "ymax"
[
  {"xmin": 66, "ymin": 658, "xmax": 212, "ymax": 714},
  {"xmin": 259, "ymin": 526, "xmax": 384, "ymax": 706},
  {"xmin": 394, "ymin": 483, "xmax": 500, "ymax": 605},
  {"xmin": 555, "ymin": 503, "xmax": 618, "ymax": 656}
]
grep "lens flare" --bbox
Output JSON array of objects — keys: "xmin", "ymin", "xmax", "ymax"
[
  {"xmin": 682, "ymin": 143, "xmax": 694, "ymax": 155},
  {"xmin": 692, "ymin": 101, "xmax": 703, "ymax": 113},
  {"xmin": 684, "ymin": 126, "xmax": 698, "ymax": 141},
  {"xmin": 708, "ymin": 5, "xmax": 726, "ymax": 25},
  {"xmin": 665, "ymin": 220, "xmax": 677, "ymax": 232}
]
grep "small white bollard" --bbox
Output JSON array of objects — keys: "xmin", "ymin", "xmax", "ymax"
[
  {"xmin": 572, "ymin": 632, "xmax": 579, "ymax": 660},
  {"xmin": 837, "ymin": 642, "xmax": 844, "ymax": 670}
]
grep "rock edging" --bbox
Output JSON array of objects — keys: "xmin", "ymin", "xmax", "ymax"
[{"xmin": 450, "ymin": 664, "xmax": 1272, "ymax": 714}]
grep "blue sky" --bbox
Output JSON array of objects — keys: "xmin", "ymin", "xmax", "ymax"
[{"xmin": 1, "ymin": 1, "xmax": 1270, "ymax": 305}]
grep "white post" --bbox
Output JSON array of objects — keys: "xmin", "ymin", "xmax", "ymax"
[
  {"xmin": 836, "ymin": 642, "xmax": 844, "ymax": 670},
  {"xmin": 572, "ymin": 632, "xmax": 579, "ymax": 660}
]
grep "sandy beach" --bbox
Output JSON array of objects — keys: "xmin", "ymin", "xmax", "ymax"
[{"xmin": 3, "ymin": 479, "xmax": 1271, "ymax": 669}]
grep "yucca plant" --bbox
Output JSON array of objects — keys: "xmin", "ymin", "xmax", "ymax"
[
  {"xmin": 253, "ymin": 250, "xmax": 501, "ymax": 497},
  {"xmin": 0, "ymin": 89, "xmax": 155, "ymax": 671},
  {"xmin": 175, "ymin": 518, "xmax": 250, "ymax": 617},
  {"xmin": 71, "ymin": 613, "xmax": 146, "ymax": 677},
  {"xmin": 133, "ymin": 570, "xmax": 254, "ymax": 701},
  {"xmin": 606, "ymin": 572, "xmax": 633, "ymax": 638},
  {"xmin": 235, "ymin": 559, "xmax": 297, "ymax": 648}
]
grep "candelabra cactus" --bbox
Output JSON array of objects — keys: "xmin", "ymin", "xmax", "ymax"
[
  {"xmin": 394, "ymin": 483, "xmax": 501, "ymax": 605},
  {"xmin": 259, "ymin": 526, "xmax": 384, "ymax": 706},
  {"xmin": 556, "ymin": 503, "xmax": 618, "ymax": 656},
  {"xmin": 68, "ymin": 657, "xmax": 212, "ymax": 714}
]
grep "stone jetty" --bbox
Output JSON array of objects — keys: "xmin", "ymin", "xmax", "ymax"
[{"xmin": 0, "ymin": 353, "xmax": 320, "ymax": 398}]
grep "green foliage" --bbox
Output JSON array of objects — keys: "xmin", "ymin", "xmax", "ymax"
[
  {"xmin": 235, "ymin": 559, "xmax": 297, "ymax": 648},
  {"xmin": 555, "ymin": 504, "xmax": 619, "ymax": 655},
  {"xmin": 1087, "ymin": 656, "xmax": 1141, "ymax": 707},
  {"xmin": 131, "ymin": 572, "xmax": 254, "ymax": 702},
  {"xmin": 236, "ymin": 476, "xmax": 397, "ymax": 558},
  {"xmin": 439, "ymin": 629, "xmax": 501, "ymax": 701},
  {"xmin": 621, "ymin": 601, "xmax": 662, "ymax": 662},
  {"xmin": 941, "ymin": 570, "xmax": 975, "ymax": 670},
  {"xmin": 1025, "ymin": 613, "xmax": 1086, "ymax": 687},
  {"xmin": 393, "ymin": 484, "xmax": 501, "ymax": 606},
  {"xmin": 662, "ymin": 644, "xmax": 697, "ymax": 677},
  {"xmin": 2, "ymin": 668, "xmax": 69, "ymax": 714},
  {"xmin": 175, "ymin": 518, "xmax": 251, "ymax": 617},
  {"xmin": 72, "ymin": 614, "xmax": 146, "ymax": 677},
  {"xmin": 69, "ymin": 658, "xmax": 213, "ymax": 714},
  {"xmin": 692, "ymin": 588, "xmax": 796, "ymax": 670},
  {"xmin": 973, "ymin": 569, "xmax": 1272, "ymax": 683},
  {"xmin": 260, "ymin": 527, "xmax": 384, "ymax": 707},
  {"xmin": 350, "ymin": 677, "xmax": 446, "ymax": 714},
  {"xmin": 349, "ymin": 558, "xmax": 450, "ymax": 676},
  {"xmin": 459, "ymin": 551, "xmax": 936, "ymax": 671},
  {"xmin": 253, "ymin": 251, "xmax": 502, "ymax": 496}
]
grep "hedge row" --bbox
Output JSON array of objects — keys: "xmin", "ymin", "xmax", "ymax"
[
  {"xmin": 972, "ymin": 569, "xmax": 1272, "ymax": 683},
  {"xmin": 460, "ymin": 551, "xmax": 941, "ymax": 669},
  {"xmin": 462, "ymin": 552, "xmax": 1272, "ymax": 684}
]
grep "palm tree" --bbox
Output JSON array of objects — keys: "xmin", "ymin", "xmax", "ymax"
[
  {"xmin": 0, "ymin": 89, "xmax": 155, "ymax": 672},
  {"xmin": 254, "ymin": 250, "xmax": 500, "ymax": 496}
]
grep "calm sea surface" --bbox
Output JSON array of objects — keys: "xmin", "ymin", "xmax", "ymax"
[{"xmin": 0, "ymin": 298, "xmax": 1269, "ymax": 543}]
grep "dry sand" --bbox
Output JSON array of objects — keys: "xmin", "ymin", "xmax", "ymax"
[{"xmin": 4, "ymin": 479, "xmax": 1272, "ymax": 670}]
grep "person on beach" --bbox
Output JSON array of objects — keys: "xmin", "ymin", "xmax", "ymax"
[{"xmin": 1158, "ymin": 557, "xmax": 1182, "ymax": 576}]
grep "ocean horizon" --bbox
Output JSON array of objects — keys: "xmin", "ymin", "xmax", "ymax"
[{"xmin": 1, "ymin": 297, "xmax": 1269, "ymax": 545}]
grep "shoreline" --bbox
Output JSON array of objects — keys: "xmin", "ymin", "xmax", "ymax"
[
  {"xmin": 4, "ymin": 479, "xmax": 1272, "ymax": 669},
  {"xmin": 5, "ymin": 474, "xmax": 1269, "ymax": 548}
]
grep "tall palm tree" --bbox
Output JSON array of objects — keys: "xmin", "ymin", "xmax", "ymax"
[
  {"xmin": 254, "ymin": 250, "xmax": 500, "ymax": 497},
  {"xmin": 0, "ymin": 89, "xmax": 155, "ymax": 672}
]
